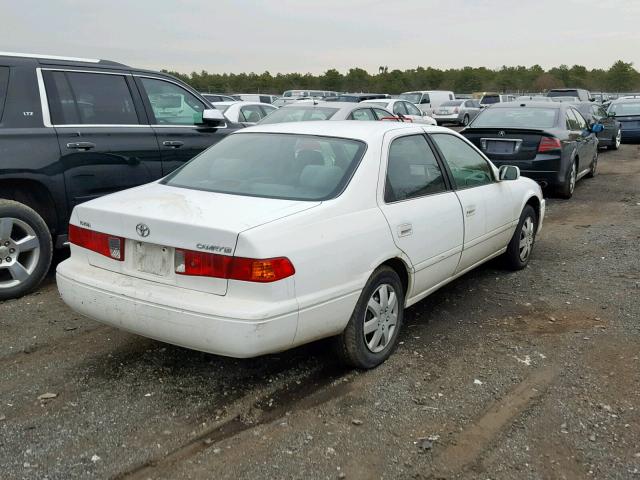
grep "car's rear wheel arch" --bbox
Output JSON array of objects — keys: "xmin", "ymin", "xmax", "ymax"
[
  {"xmin": 0, "ymin": 180, "xmax": 58, "ymax": 233},
  {"xmin": 379, "ymin": 257, "xmax": 410, "ymax": 298}
]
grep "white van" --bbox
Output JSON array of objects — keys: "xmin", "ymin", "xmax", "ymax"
[
  {"xmin": 232, "ymin": 93, "xmax": 279, "ymax": 104},
  {"xmin": 399, "ymin": 90, "xmax": 455, "ymax": 115}
]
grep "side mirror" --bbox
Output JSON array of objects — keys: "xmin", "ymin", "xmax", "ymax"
[
  {"xmin": 591, "ymin": 123, "xmax": 604, "ymax": 133},
  {"xmin": 499, "ymin": 165, "xmax": 520, "ymax": 181},
  {"xmin": 201, "ymin": 109, "xmax": 227, "ymax": 127}
]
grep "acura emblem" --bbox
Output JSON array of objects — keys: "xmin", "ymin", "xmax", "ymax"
[
  {"xmin": 498, "ymin": 130, "xmax": 506, "ymax": 137},
  {"xmin": 136, "ymin": 223, "xmax": 150, "ymax": 237}
]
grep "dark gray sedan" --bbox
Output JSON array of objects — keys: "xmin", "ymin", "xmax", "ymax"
[
  {"xmin": 573, "ymin": 102, "xmax": 621, "ymax": 150},
  {"xmin": 462, "ymin": 102, "xmax": 603, "ymax": 198}
]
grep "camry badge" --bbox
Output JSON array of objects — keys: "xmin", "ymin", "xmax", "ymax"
[
  {"xmin": 136, "ymin": 223, "xmax": 150, "ymax": 237},
  {"xmin": 498, "ymin": 130, "xmax": 506, "ymax": 137}
]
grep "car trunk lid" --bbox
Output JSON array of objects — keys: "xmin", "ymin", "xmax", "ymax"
[
  {"xmin": 462, "ymin": 128, "xmax": 551, "ymax": 161},
  {"xmin": 72, "ymin": 182, "xmax": 320, "ymax": 295}
]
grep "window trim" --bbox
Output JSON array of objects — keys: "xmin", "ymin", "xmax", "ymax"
[
  {"xmin": 0, "ymin": 66, "xmax": 10, "ymax": 122},
  {"xmin": 383, "ymin": 133, "xmax": 453, "ymax": 205},
  {"xmin": 427, "ymin": 132, "xmax": 497, "ymax": 191},
  {"xmin": 38, "ymin": 67, "xmax": 149, "ymax": 128}
]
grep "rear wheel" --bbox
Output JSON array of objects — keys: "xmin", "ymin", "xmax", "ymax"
[
  {"xmin": 586, "ymin": 149, "xmax": 598, "ymax": 178},
  {"xmin": 0, "ymin": 200, "xmax": 52, "ymax": 301},
  {"xmin": 334, "ymin": 266, "xmax": 404, "ymax": 369},
  {"xmin": 610, "ymin": 129, "xmax": 621, "ymax": 150},
  {"xmin": 504, "ymin": 205, "xmax": 537, "ymax": 270},
  {"xmin": 557, "ymin": 160, "xmax": 577, "ymax": 199}
]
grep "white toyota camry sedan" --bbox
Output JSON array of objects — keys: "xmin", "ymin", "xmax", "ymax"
[{"xmin": 57, "ymin": 122, "xmax": 544, "ymax": 369}]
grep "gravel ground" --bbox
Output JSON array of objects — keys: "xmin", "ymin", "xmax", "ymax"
[{"xmin": 1, "ymin": 143, "xmax": 639, "ymax": 480}]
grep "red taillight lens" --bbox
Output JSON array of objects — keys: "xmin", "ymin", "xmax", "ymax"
[
  {"xmin": 175, "ymin": 249, "xmax": 295, "ymax": 283},
  {"xmin": 538, "ymin": 137, "xmax": 562, "ymax": 153},
  {"xmin": 69, "ymin": 224, "xmax": 125, "ymax": 261}
]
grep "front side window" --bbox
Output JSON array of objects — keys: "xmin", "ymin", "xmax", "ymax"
[
  {"xmin": 141, "ymin": 77, "xmax": 206, "ymax": 126},
  {"xmin": 349, "ymin": 108, "xmax": 376, "ymax": 121},
  {"xmin": 0, "ymin": 66, "xmax": 9, "ymax": 122},
  {"xmin": 46, "ymin": 71, "xmax": 139, "ymax": 125},
  {"xmin": 392, "ymin": 102, "xmax": 408, "ymax": 115},
  {"xmin": 385, "ymin": 135, "xmax": 447, "ymax": 202},
  {"xmin": 239, "ymin": 105, "xmax": 265, "ymax": 123},
  {"xmin": 398, "ymin": 92, "xmax": 422, "ymax": 103},
  {"xmin": 431, "ymin": 133, "xmax": 493, "ymax": 189},
  {"xmin": 405, "ymin": 102, "xmax": 422, "ymax": 116},
  {"xmin": 164, "ymin": 133, "xmax": 366, "ymax": 201}
]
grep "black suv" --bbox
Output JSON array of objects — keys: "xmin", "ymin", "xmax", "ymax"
[{"xmin": 0, "ymin": 52, "xmax": 237, "ymax": 300}]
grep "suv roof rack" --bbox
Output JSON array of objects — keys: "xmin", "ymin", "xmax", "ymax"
[{"xmin": 0, "ymin": 51, "xmax": 126, "ymax": 66}]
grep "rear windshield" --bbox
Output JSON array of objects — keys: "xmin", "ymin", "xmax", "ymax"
[
  {"xmin": 548, "ymin": 90, "xmax": 578, "ymax": 98},
  {"xmin": 163, "ymin": 133, "xmax": 367, "ymax": 201},
  {"xmin": 608, "ymin": 102, "xmax": 640, "ymax": 116},
  {"xmin": 399, "ymin": 93, "xmax": 422, "ymax": 103},
  {"xmin": 480, "ymin": 95, "xmax": 500, "ymax": 105},
  {"xmin": 259, "ymin": 106, "xmax": 339, "ymax": 124},
  {"xmin": 441, "ymin": 101, "xmax": 463, "ymax": 106},
  {"xmin": 472, "ymin": 107, "xmax": 558, "ymax": 128}
]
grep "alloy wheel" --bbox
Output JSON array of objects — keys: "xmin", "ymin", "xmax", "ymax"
[
  {"xmin": 0, "ymin": 217, "xmax": 41, "ymax": 290},
  {"xmin": 569, "ymin": 162, "xmax": 577, "ymax": 194},
  {"xmin": 615, "ymin": 130, "xmax": 621, "ymax": 148},
  {"xmin": 363, "ymin": 283, "xmax": 398, "ymax": 353},
  {"xmin": 518, "ymin": 216, "xmax": 535, "ymax": 262}
]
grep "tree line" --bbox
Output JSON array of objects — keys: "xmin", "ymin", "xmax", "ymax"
[{"xmin": 163, "ymin": 60, "xmax": 640, "ymax": 96}]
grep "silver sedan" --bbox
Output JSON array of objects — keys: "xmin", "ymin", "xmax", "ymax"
[
  {"xmin": 258, "ymin": 101, "xmax": 400, "ymax": 124},
  {"xmin": 432, "ymin": 99, "xmax": 481, "ymax": 126}
]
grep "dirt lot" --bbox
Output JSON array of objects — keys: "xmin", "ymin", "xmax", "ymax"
[{"xmin": 1, "ymin": 143, "xmax": 639, "ymax": 480}]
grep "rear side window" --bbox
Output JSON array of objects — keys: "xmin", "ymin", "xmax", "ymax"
[
  {"xmin": 431, "ymin": 134, "xmax": 493, "ymax": 189},
  {"xmin": 565, "ymin": 109, "xmax": 580, "ymax": 130},
  {"xmin": 385, "ymin": 135, "xmax": 447, "ymax": 202},
  {"xmin": 349, "ymin": 108, "xmax": 376, "ymax": 121},
  {"xmin": 392, "ymin": 102, "xmax": 408, "ymax": 115},
  {"xmin": 0, "ymin": 66, "xmax": 9, "ymax": 122},
  {"xmin": 372, "ymin": 108, "xmax": 394, "ymax": 120},
  {"xmin": 239, "ymin": 105, "xmax": 265, "ymax": 123},
  {"xmin": 571, "ymin": 108, "xmax": 587, "ymax": 129},
  {"xmin": 45, "ymin": 71, "xmax": 139, "ymax": 125}
]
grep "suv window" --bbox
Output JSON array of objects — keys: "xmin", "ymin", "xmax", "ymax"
[
  {"xmin": 140, "ymin": 77, "xmax": 207, "ymax": 125},
  {"xmin": 385, "ymin": 135, "xmax": 447, "ymax": 202},
  {"xmin": 431, "ymin": 133, "xmax": 493, "ymax": 188},
  {"xmin": 0, "ymin": 66, "xmax": 9, "ymax": 122},
  {"xmin": 46, "ymin": 71, "xmax": 139, "ymax": 125},
  {"xmin": 349, "ymin": 108, "xmax": 376, "ymax": 121}
]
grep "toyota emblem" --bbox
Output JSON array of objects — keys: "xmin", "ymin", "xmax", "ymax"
[
  {"xmin": 136, "ymin": 223, "xmax": 150, "ymax": 237},
  {"xmin": 498, "ymin": 130, "xmax": 506, "ymax": 137}
]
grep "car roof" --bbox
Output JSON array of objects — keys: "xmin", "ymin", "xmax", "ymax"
[
  {"xmin": 237, "ymin": 120, "xmax": 451, "ymax": 141},
  {"xmin": 215, "ymin": 101, "xmax": 274, "ymax": 107},
  {"xmin": 281, "ymin": 101, "xmax": 361, "ymax": 109},
  {"xmin": 493, "ymin": 101, "xmax": 563, "ymax": 109}
]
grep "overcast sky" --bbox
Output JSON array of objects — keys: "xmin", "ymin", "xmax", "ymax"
[{"xmin": 1, "ymin": 0, "xmax": 639, "ymax": 75}]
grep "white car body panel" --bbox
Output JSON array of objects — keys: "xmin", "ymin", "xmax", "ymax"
[
  {"xmin": 362, "ymin": 99, "xmax": 437, "ymax": 125},
  {"xmin": 57, "ymin": 121, "xmax": 545, "ymax": 359}
]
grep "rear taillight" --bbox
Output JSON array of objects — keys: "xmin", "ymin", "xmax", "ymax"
[
  {"xmin": 175, "ymin": 249, "xmax": 295, "ymax": 283},
  {"xmin": 454, "ymin": 107, "xmax": 459, "ymax": 113},
  {"xmin": 538, "ymin": 137, "xmax": 562, "ymax": 153},
  {"xmin": 69, "ymin": 224, "xmax": 125, "ymax": 261}
]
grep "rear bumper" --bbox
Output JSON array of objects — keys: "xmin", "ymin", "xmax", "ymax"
[
  {"xmin": 489, "ymin": 156, "xmax": 565, "ymax": 188},
  {"xmin": 433, "ymin": 114, "xmax": 461, "ymax": 123},
  {"xmin": 56, "ymin": 258, "xmax": 298, "ymax": 358}
]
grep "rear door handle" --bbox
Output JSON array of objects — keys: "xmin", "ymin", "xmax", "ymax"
[
  {"xmin": 397, "ymin": 223, "xmax": 413, "ymax": 237},
  {"xmin": 163, "ymin": 140, "xmax": 184, "ymax": 148},
  {"xmin": 66, "ymin": 142, "xmax": 95, "ymax": 150}
]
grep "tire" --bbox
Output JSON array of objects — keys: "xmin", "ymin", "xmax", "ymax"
[
  {"xmin": 462, "ymin": 115, "xmax": 470, "ymax": 126},
  {"xmin": 586, "ymin": 149, "xmax": 598, "ymax": 178},
  {"xmin": 556, "ymin": 159, "xmax": 577, "ymax": 199},
  {"xmin": 0, "ymin": 200, "xmax": 53, "ymax": 301},
  {"xmin": 334, "ymin": 266, "xmax": 404, "ymax": 369},
  {"xmin": 610, "ymin": 129, "xmax": 621, "ymax": 150},
  {"xmin": 503, "ymin": 205, "xmax": 537, "ymax": 270}
]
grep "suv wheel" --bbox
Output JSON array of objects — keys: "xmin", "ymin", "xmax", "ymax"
[
  {"xmin": 0, "ymin": 200, "xmax": 53, "ymax": 301},
  {"xmin": 334, "ymin": 266, "xmax": 404, "ymax": 369},
  {"xmin": 504, "ymin": 205, "xmax": 537, "ymax": 270},
  {"xmin": 557, "ymin": 160, "xmax": 577, "ymax": 199}
]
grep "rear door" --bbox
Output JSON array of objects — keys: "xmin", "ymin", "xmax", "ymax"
[
  {"xmin": 430, "ymin": 133, "xmax": 515, "ymax": 272},
  {"xmin": 134, "ymin": 75, "xmax": 232, "ymax": 175},
  {"xmin": 42, "ymin": 69, "xmax": 161, "ymax": 209},
  {"xmin": 377, "ymin": 132, "xmax": 463, "ymax": 297},
  {"xmin": 567, "ymin": 108, "xmax": 594, "ymax": 174}
]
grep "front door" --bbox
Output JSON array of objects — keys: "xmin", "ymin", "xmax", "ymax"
[
  {"xmin": 42, "ymin": 69, "xmax": 161, "ymax": 209},
  {"xmin": 377, "ymin": 131, "xmax": 464, "ymax": 299},
  {"xmin": 430, "ymin": 132, "xmax": 514, "ymax": 273},
  {"xmin": 135, "ymin": 76, "xmax": 233, "ymax": 175}
]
